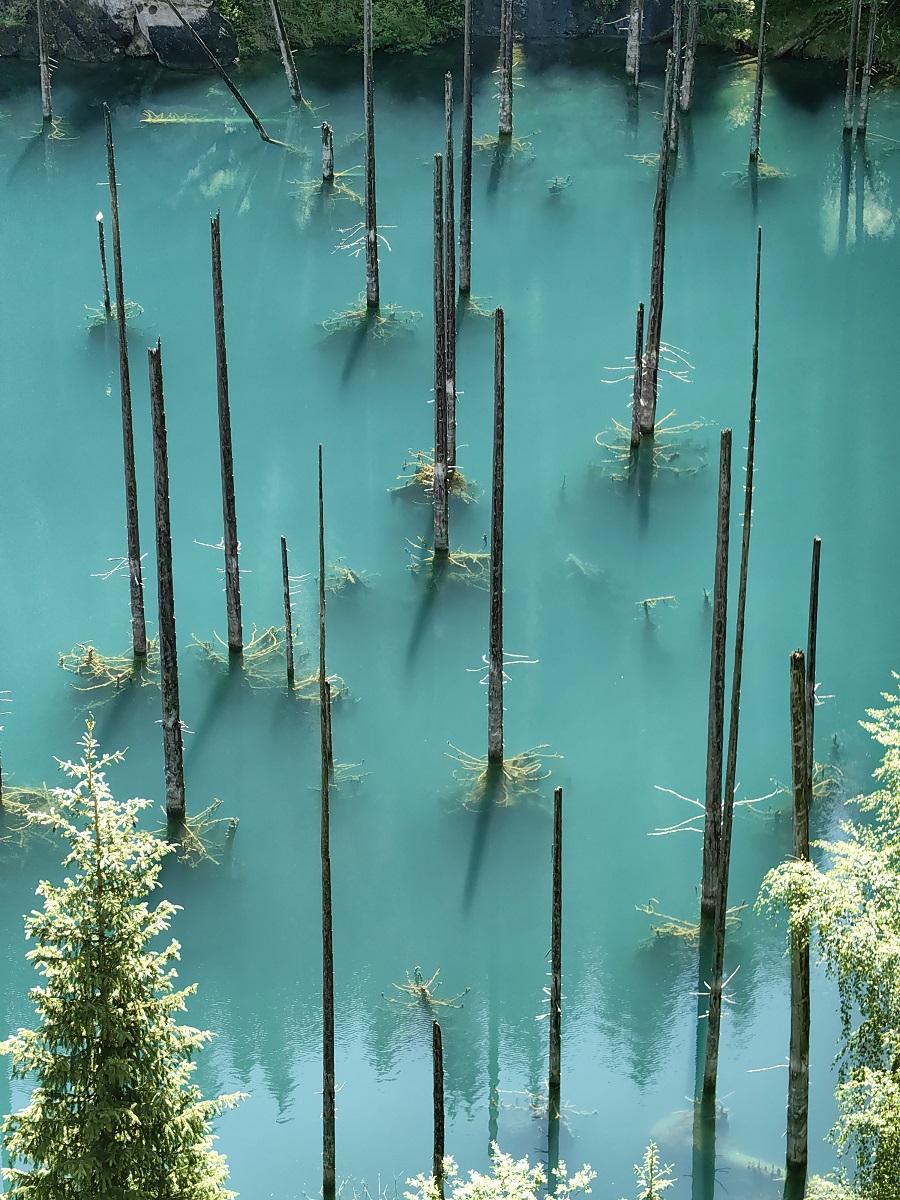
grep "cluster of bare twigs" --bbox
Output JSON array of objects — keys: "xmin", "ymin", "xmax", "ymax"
[
  {"xmin": 321, "ymin": 296, "xmax": 420, "ymax": 340},
  {"xmin": 637, "ymin": 898, "xmax": 748, "ymax": 946},
  {"xmin": 85, "ymin": 299, "xmax": 143, "ymax": 329},
  {"xmin": 448, "ymin": 745, "xmax": 558, "ymax": 808},
  {"xmin": 156, "ymin": 799, "xmax": 238, "ymax": 867},
  {"xmin": 384, "ymin": 966, "xmax": 469, "ymax": 1010},
  {"xmin": 59, "ymin": 640, "xmax": 160, "ymax": 692},
  {"xmin": 406, "ymin": 536, "xmax": 490, "ymax": 586},
  {"xmin": 391, "ymin": 451, "xmax": 476, "ymax": 503}
]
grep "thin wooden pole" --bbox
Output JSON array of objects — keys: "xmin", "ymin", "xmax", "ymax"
[
  {"xmin": 459, "ymin": 0, "xmax": 474, "ymax": 294},
  {"xmin": 432, "ymin": 1020, "xmax": 445, "ymax": 1198},
  {"xmin": 669, "ymin": 0, "xmax": 683, "ymax": 154},
  {"xmin": 786, "ymin": 650, "xmax": 811, "ymax": 1185},
  {"xmin": 806, "ymin": 537, "xmax": 821, "ymax": 774},
  {"xmin": 703, "ymin": 227, "xmax": 762, "ymax": 1096},
  {"xmin": 844, "ymin": 0, "xmax": 863, "ymax": 134},
  {"xmin": 680, "ymin": 0, "xmax": 700, "ymax": 110},
  {"xmin": 281, "ymin": 536, "xmax": 295, "ymax": 687},
  {"xmin": 700, "ymin": 429, "xmax": 732, "ymax": 918},
  {"xmin": 36, "ymin": 0, "xmax": 52, "ymax": 122},
  {"xmin": 164, "ymin": 1, "xmax": 274, "ymax": 143},
  {"xmin": 322, "ymin": 122, "xmax": 334, "ymax": 181},
  {"xmin": 211, "ymin": 212, "xmax": 243, "ymax": 654},
  {"xmin": 148, "ymin": 343, "xmax": 185, "ymax": 823},
  {"xmin": 445, "ymin": 73, "xmax": 457, "ymax": 473},
  {"xmin": 487, "ymin": 308, "xmax": 505, "ymax": 763},
  {"xmin": 548, "ymin": 785, "xmax": 563, "ymax": 1117},
  {"xmin": 639, "ymin": 51, "xmax": 674, "ymax": 435},
  {"xmin": 749, "ymin": 0, "xmax": 768, "ymax": 163},
  {"xmin": 625, "ymin": 0, "xmax": 643, "ymax": 84},
  {"xmin": 433, "ymin": 153, "xmax": 449, "ymax": 556},
  {"xmin": 319, "ymin": 444, "xmax": 336, "ymax": 1200},
  {"xmin": 630, "ymin": 302, "xmax": 644, "ymax": 450},
  {"xmin": 498, "ymin": 0, "xmax": 513, "ymax": 138},
  {"xmin": 269, "ymin": 0, "xmax": 303, "ymax": 103},
  {"xmin": 363, "ymin": 0, "xmax": 380, "ymax": 308},
  {"xmin": 104, "ymin": 104, "xmax": 147, "ymax": 660},
  {"xmin": 97, "ymin": 214, "xmax": 111, "ymax": 315},
  {"xmin": 858, "ymin": 0, "xmax": 879, "ymax": 136}
]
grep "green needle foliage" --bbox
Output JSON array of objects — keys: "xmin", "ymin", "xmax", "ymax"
[
  {"xmin": 759, "ymin": 675, "xmax": 900, "ymax": 1200},
  {"xmin": 405, "ymin": 1143, "xmax": 596, "ymax": 1200},
  {"xmin": 1, "ymin": 720, "xmax": 244, "ymax": 1200}
]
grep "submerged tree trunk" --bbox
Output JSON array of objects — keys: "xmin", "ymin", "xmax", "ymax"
[
  {"xmin": 625, "ymin": 0, "xmax": 643, "ymax": 84},
  {"xmin": 858, "ymin": 0, "xmax": 879, "ymax": 135},
  {"xmin": 703, "ymin": 228, "xmax": 762, "ymax": 1097},
  {"xmin": 363, "ymin": 0, "xmax": 380, "ymax": 307},
  {"xmin": 488, "ymin": 308, "xmax": 505, "ymax": 763},
  {"xmin": 459, "ymin": 0, "xmax": 474, "ymax": 293},
  {"xmin": 700, "ymin": 429, "xmax": 732, "ymax": 918},
  {"xmin": 148, "ymin": 343, "xmax": 185, "ymax": 823},
  {"xmin": 104, "ymin": 104, "xmax": 147, "ymax": 660},
  {"xmin": 786, "ymin": 650, "xmax": 811, "ymax": 1185},
  {"xmin": 844, "ymin": 0, "xmax": 863, "ymax": 133},
  {"xmin": 269, "ymin": 0, "xmax": 303, "ymax": 102},
  {"xmin": 433, "ymin": 154, "xmax": 449, "ymax": 557},
  {"xmin": 639, "ymin": 51, "xmax": 675, "ymax": 435},
  {"xmin": 444, "ymin": 73, "xmax": 457, "ymax": 473},
  {"xmin": 210, "ymin": 212, "xmax": 243, "ymax": 654},
  {"xmin": 749, "ymin": 0, "xmax": 768, "ymax": 163},
  {"xmin": 680, "ymin": 0, "xmax": 700, "ymax": 110}
]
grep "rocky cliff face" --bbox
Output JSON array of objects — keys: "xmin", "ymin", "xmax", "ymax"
[{"xmin": 0, "ymin": 0, "xmax": 237, "ymax": 68}]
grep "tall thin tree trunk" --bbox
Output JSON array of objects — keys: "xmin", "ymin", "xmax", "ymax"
[
  {"xmin": 786, "ymin": 650, "xmax": 811, "ymax": 1185},
  {"xmin": 858, "ymin": 0, "xmax": 879, "ymax": 135},
  {"xmin": 281, "ymin": 536, "xmax": 295, "ymax": 687},
  {"xmin": 97, "ymin": 215, "xmax": 111, "ymax": 315},
  {"xmin": 487, "ymin": 308, "xmax": 505, "ymax": 763},
  {"xmin": 806, "ymin": 537, "xmax": 821, "ymax": 772},
  {"xmin": 498, "ymin": 0, "xmax": 513, "ymax": 137},
  {"xmin": 36, "ymin": 0, "xmax": 52, "ymax": 122},
  {"xmin": 700, "ymin": 429, "xmax": 732, "ymax": 918},
  {"xmin": 625, "ymin": 0, "xmax": 643, "ymax": 83},
  {"xmin": 433, "ymin": 1020, "xmax": 445, "ymax": 1198},
  {"xmin": 211, "ymin": 212, "xmax": 243, "ymax": 654},
  {"xmin": 104, "ymin": 104, "xmax": 147, "ymax": 660},
  {"xmin": 363, "ymin": 0, "xmax": 380, "ymax": 307},
  {"xmin": 148, "ymin": 343, "xmax": 185, "ymax": 823},
  {"xmin": 639, "ymin": 52, "xmax": 675, "ymax": 434},
  {"xmin": 322, "ymin": 122, "xmax": 335, "ymax": 181},
  {"xmin": 669, "ymin": 0, "xmax": 683, "ymax": 154},
  {"xmin": 703, "ymin": 228, "xmax": 762, "ymax": 1096},
  {"xmin": 749, "ymin": 0, "xmax": 768, "ymax": 163},
  {"xmin": 319, "ymin": 445, "xmax": 336, "ymax": 1200},
  {"xmin": 844, "ymin": 0, "xmax": 863, "ymax": 133},
  {"xmin": 269, "ymin": 0, "xmax": 303, "ymax": 102},
  {"xmin": 459, "ymin": 0, "xmax": 474, "ymax": 293},
  {"xmin": 680, "ymin": 0, "xmax": 700, "ymax": 110},
  {"xmin": 444, "ymin": 73, "xmax": 457, "ymax": 473},
  {"xmin": 548, "ymin": 785, "xmax": 563, "ymax": 1117},
  {"xmin": 433, "ymin": 154, "xmax": 449, "ymax": 556},
  {"xmin": 630, "ymin": 302, "xmax": 644, "ymax": 450}
]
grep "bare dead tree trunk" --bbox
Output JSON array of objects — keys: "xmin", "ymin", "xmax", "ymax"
[
  {"xmin": 97, "ymin": 214, "xmax": 111, "ymax": 315},
  {"xmin": 749, "ymin": 0, "xmax": 768, "ymax": 163},
  {"xmin": 104, "ymin": 104, "xmax": 147, "ymax": 660},
  {"xmin": 433, "ymin": 1020, "xmax": 445, "ymax": 1197},
  {"xmin": 148, "ymin": 342, "xmax": 185, "ymax": 823},
  {"xmin": 164, "ymin": 1, "xmax": 274, "ymax": 143},
  {"xmin": 269, "ymin": 0, "xmax": 303, "ymax": 102},
  {"xmin": 444, "ymin": 73, "xmax": 457, "ymax": 473},
  {"xmin": 703, "ymin": 227, "xmax": 762, "ymax": 1097},
  {"xmin": 318, "ymin": 444, "xmax": 336, "ymax": 1200},
  {"xmin": 858, "ymin": 0, "xmax": 879, "ymax": 135},
  {"xmin": 281, "ymin": 536, "xmax": 295, "ymax": 687},
  {"xmin": 433, "ymin": 153, "xmax": 449, "ymax": 556},
  {"xmin": 211, "ymin": 212, "xmax": 243, "ymax": 654},
  {"xmin": 786, "ymin": 650, "xmax": 811, "ymax": 1186},
  {"xmin": 680, "ymin": 0, "xmax": 700, "ymax": 110},
  {"xmin": 459, "ymin": 0, "xmax": 474, "ymax": 293},
  {"xmin": 498, "ymin": 0, "xmax": 513, "ymax": 138},
  {"xmin": 639, "ymin": 51, "xmax": 675, "ymax": 434},
  {"xmin": 548, "ymin": 785, "xmax": 563, "ymax": 1117},
  {"xmin": 700, "ymin": 429, "xmax": 732, "ymax": 918},
  {"xmin": 806, "ymin": 537, "xmax": 821, "ymax": 772},
  {"xmin": 322, "ymin": 122, "xmax": 334, "ymax": 181},
  {"xmin": 625, "ymin": 0, "xmax": 643, "ymax": 83},
  {"xmin": 630, "ymin": 302, "xmax": 644, "ymax": 450},
  {"xmin": 363, "ymin": 0, "xmax": 380, "ymax": 307},
  {"xmin": 488, "ymin": 308, "xmax": 505, "ymax": 763},
  {"xmin": 844, "ymin": 0, "xmax": 863, "ymax": 133},
  {"xmin": 36, "ymin": 0, "xmax": 52, "ymax": 122}
]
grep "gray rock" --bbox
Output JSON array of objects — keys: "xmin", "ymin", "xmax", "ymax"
[{"xmin": 134, "ymin": 1, "xmax": 237, "ymax": 69}]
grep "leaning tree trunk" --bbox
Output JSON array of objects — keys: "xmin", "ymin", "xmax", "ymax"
[
  {"xmin": 363, "ymin": 0, "xmax": 380, "ymax": 307},
  {"xmin": 269, "ymin": 0, "xmax": 303, "ymax": 102}
]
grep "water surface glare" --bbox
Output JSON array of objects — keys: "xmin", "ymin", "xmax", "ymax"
[{"xmin": 1, "ymin": 41, "xmax": 898, "ymax": 1199}]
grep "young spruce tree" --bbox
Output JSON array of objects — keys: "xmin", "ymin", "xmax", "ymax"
[{"xmin": 1, "ymin": 721, "xmax": 243, "ymax": 1199}]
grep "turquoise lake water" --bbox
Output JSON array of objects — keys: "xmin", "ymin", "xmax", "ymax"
[{"xmin": 1, "ymin": 36, "xmax": 899, "ymax": 1199}]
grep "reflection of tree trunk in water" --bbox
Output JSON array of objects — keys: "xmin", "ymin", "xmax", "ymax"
[
  {"xmin": 838, "ymin": 139, "xmax": 852, "ymax": 250},
  {"xmin": 855, "ymin": 138, "xmax": 866, "ymax": 242},
  {"xmin": 487, "ymin": 970, "xmax": 499, "ymax": 1151}
]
